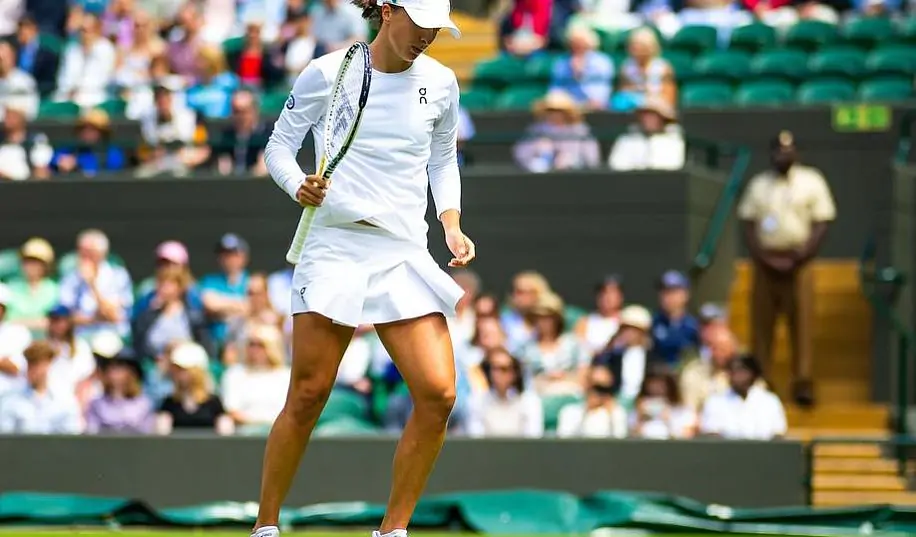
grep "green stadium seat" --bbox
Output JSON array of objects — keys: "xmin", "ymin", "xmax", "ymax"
[
  {"xmin": 597, "ymin": 28, "xmax": 627, "ymax": 54},
  {"xmin": 693, "ymin": 50, "xmax": 752, "ymax": 83},
  {"xmin": 729, "ymin": 23, "xmax": 777, "ymax": 53},
  {"xmin": 750, "ymin": 49, "xmax": 809, "ymax": 82},
  {"xmin": 37, "ymin": 100, "xmax": 80, "ymax": 119},
  {"xmin": 667, "ymin": 25, "xmax": 718, "ymax": 55},
  {"xmin": 866, "ymin": 46, "xmax": 916, "ymax": 77},
  {"xmin": 0, "ymin": 248, "xmax": 21, "ymax": 282},
  {"xmin": 842, "ymin": 17, "xmax": 896, "ymax": 50},
  {"xmin": 662, "ymin": 49, "xmax": 694, "ymax": 82},
  {"xmin": 319, "ymin": 388, "xmax": 370, "ymax": 424},
  {"xmin": 97, "ymin": 99, "xmax": 127, "ymax": 118},
  {"xmin": 797, "ymin": 79, "xmax": 856, "ymax": 104},
  {"xmin": 313, "ymin": 416, "xmax": 380, "ymax": 437},
  {"xmin": 858, "ymin": 79, "xmax": 914, "ymax": 102},
  {"xmin": 898, "ymin": 17, "xmax": 916, "ymax": 44},
  {"xmin": 807, "ymin": 48, "xmax": 867, "ymax": 80},
  {"xmin": 261, "ymin": 90, "xmax": 290, "ymax": 113},
  {"xmin": 38, "ymin": 32, "xmax": 64, "ymax": 55},
  {"xmin": 680, "ymin": 82, "xmax": 733, "ymax": 108},
  {"xmin": 460, "ymin": 88, "xmax": 497, "ymax": 111},
  {"xmin": 785, "ymin": 21, "xmax": 839, "ymax": 52},
  {"xmin": 473, "ymin": 55, "xmax": 528, "ymax": 90},
  {"xmin": 734, "ymin": 80, "xmax": 795, "ymax": 106},
  {"xmin": 493, "ymin": 85, "xmax": 546, "ymax": 110},
  {"xmin": 542, "ymin": 394, "xmax": 582, "ymax": 432},
  {"xmin": 222, "ymin": 36, "xmax": 245, "ymax": 58},
  {"xmin": 525, "ymin": 53, "xmax": 562, "ymax": 83}
]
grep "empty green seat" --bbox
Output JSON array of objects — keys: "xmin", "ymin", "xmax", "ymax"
[
  {"xmin": 542, "ymin": 394, "xmax": 582, "ymax": 432},
  {"xmin": 261, "ymin": 90, "xmax": 291, "ymax": 113},
  {"xmin": 797, "ymin": 79, "xmax": 856, "ymax": 104},
  {"xmin": 494, "ymin": 85, "xmax": 546, "ymax": 110},
  {"xmin": 38, "ymin": 32, "xmax": 64, "ymax": 55},
  {"xmin": 38, "ymin": 100, "xmax": 80, "ymax": 119},
  {"xmin": 750, "ymin": 50, "xmax": 809, "ymax": 82},
  {"xmin": 785, "ymin": 21, "xmax": 839, "ymax": 52},
  {"xmin": 735, "ymin": 80, "xmax": 795, "ymax": 106},
  {"xmin": 694, "ymin": 50, "xmax": 752, "ymax": 83},
  {"xmin": 898, "ymin": 17, "xmax": 916, "ymax": 44},
  {"xmin": 842, "ymin": 17, "xmax": 896, "ymax": 50},
  {"xmin": 680, "ymin": 82, "xmax": 733, "ymax": 108},
  {"xmin": 525, "ymin": 53, "xmax": 561, "ymax": 83},
  {"xmin": 808, "ymin": 48, "xmax": 867, "ymax": 80},
  {"xmin": 662, "ymin": 50, "xmax": 694, "ymax": 82},
  {"xmin": 729, "ymin": 23, "xmax": 777, "ymax": 53},
  {"xmin": 0, "ymin": 249, "xmax": 21, "ymax": 282},
  {"xmin": 319, "ymin": 389, "xmax": 370, "ymax": 424},
  {"xmin": 597, "ymin": 28, "xmax": 628, "ymax": 54},
  {"xmin": 97, "ymin": 99, "xmax": 127, "ymax": 118},
  {"xmin": 667, "ymin": 25, "xmax": 718, "ymax": 55},
  {"xmin": 858, "ymin": 79, "xmax": 913, "ymax": 102},
  {"xmin": 473, "ymin": 55, "xmax": 528, "ymax": 90},
  {"xmin": 460, "ymin": 88, "xmax": 496, "ymax": 111},
  {"xmin": 866, "ymin": 46, "xmax": 916, "ymax": 77},
  {"xmin": 222, "ymin": 36, "xmax": 245, "ymax": 58}
]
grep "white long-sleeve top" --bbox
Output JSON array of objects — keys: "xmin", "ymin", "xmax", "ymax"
[{"xmin": 265, "ymin": 48, "xmax": 462, "ymax": 251}]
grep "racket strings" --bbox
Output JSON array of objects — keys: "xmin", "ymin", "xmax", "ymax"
[{"xmin": 326, "ymin": 54, "xmax": 368, "ymax": 158}]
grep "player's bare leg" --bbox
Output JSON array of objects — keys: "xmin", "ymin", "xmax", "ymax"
[
  {"xmin": 253, "ymin": 313, "xmax": 355, "ymax": 533},
  {"xmin": 374, "ymin": 313, "xmax": 457, "ymax": 533}
]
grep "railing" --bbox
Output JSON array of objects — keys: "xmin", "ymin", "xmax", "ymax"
[{"xmin": 895, "ymin": 109, "xmax": 916, "ymax": 165}]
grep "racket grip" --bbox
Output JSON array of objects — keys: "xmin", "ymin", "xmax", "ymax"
[{"xmin": 285, "ymin": 206, "xmax": 318, "ymax": 264}]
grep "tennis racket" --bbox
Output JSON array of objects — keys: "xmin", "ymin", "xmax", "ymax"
[{"xmin": 285, "ymin": 41, "xmax": 372, "ymax": 264}]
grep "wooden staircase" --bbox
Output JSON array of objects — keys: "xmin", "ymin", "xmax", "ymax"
[{"xmin": 426, "ymin": 13, "xmax": 498, "ymax": 84}]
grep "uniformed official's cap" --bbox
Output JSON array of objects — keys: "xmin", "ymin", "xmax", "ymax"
[
  {"xmin": 376, "ymin": 0, "xmax": 461, "ymax": 38},
  {"xmin": 699, "ymin": 302, "xmax": 727, "ymax": 323},
  {"xmin": 770, "ymin": 130, "xmax": 796, "ymax": 150}
]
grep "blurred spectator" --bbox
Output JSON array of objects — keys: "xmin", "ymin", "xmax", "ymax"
[
  {"xmin": 310, "ymin": 0, "xmax": 367, "ymax": 53},
  {"xmin": 155, "ymin": 340, "xmax": 234, "ymax": 435},
  {"xmin": 14, "ymin": 16, "xmax": 60, "ymax": 94},
  {"xmin": 200, "ymin": 0, "xmax": 238, "ymax": 44},
  {"xmin": 556, "ymin": 364, "xmax": 627, "ymax": 438},
  {"xmin": 221, "ymin": 324, "xmax": 290, "ymax": 431},
  {"xmin": 4, "ymin": 238, "xmax": 59, "ymax": 335},
  {"xmin": 144, "ymin": 338, "xmax": 179, "ymax": 407},
  {"xmin": 613, "ymin": 27, "xmax": 675, "ymax": 112},
  {"xmin": 23, "ymin": 0, "xmax": 69, "ymax": 36},
  {"xmin": 200, "ymin": 233, "xmax": 251, "ymax": 349},
  {"xmin": 500, "ymin": 0, "xmax": 552, "ymax": 57},
  {"xmin": 678, "ymin": 1, "xmax": 753, "ymax": 42},
  {"xmin": 467, "ymin": 348, "xmax": 544, "ymax": 438},
  {"xmin": 0, "ymin": 282, "xmax": 32, "ymax": 398},
  {"xmin": 593, "ymin": 304, "xmax": 657, "ymax": 406},
  {"xmin": 283, "ymin": 9, "xmax": 316, "ymax": 84},
  {"xmin": 0, "ymin": 104, "xmax": 53, "ymax": 180},
  {"xmin": 519, "ymin": 292, "xmax": 590, "ymax": 396},
  {"xmin": 500, "ymin": 271, "xmax": 550, "ymax": 352},
  {"xmin": 135, "ymin": 240, "xmax": 197, "ymax": 299},
  {"xmin": 84, "ymin": 346, "xmax": 155, "ymax": 434},
  {"xmin": 700, "ymin": 354, "xmax": 787, "ymax": 439},
  {"xmin": 574, "ymin": 274, "xmax": 623, "ymax": 356},
  {"xmin": 186, "ymin": 45, "xmax": 239, "ymax": 119},
  {"xmin": 50, "ymin": 109, "xmax": 128, "ymax": 176},
  {"xmin": 215, "ymin": 89, "xmax": 270, "ymax": 176},
  {"xmin": 681, "ymin": 323, "xmax": 762, "ymax": 411},
  {"xmin": 738, "ymin": 131, "xmax": 835, "ymax": 406},
  {"xmin": 513, "ymin": 90, "xmax": 600, "ymax": 173},
  {"xmin": 459, "ymin": 315, "xmax": 508, "ymax": 389},
  {"xmin": 566, "ymin": 0, "xmax": 643, "ymax": 33},
  {"xmin": 631, "ymin": 366, "xmax": 696, "ymax": 438},
  {"xmin": 548, "ymin": 26, "xmax": 613, "ymax": 110},
  {"xmin": 608, "ymin": 97, "xmax": 685, "ymax": 171},
  {"xmin": 474, "ymin": 293, "xmax": 499, "ymax": 318},
  {"xmin": 457, "ymin": 106, "xmax": 474, "ymax": 167},
  {"xmin": 222, "ymin": 272, "xmax": 283, "ymax": 365},
  {"xmin": 336, "ymin": 324, "xmax": 373, "ymax": 393},
  {"xmin": 235, "ymin": 0, "xmax": 290, "ymax": 44},
  {"xmin": 448, "ymin": 269, "xmax": 481, "ymax": 347},
  {"xmin": 855, "ymin": 0, "xmax": 898, "ymax": 15},
  {"xmin": 0, "ymin": 340, "xmax": 82, "ymax": 434},
  {"xmin": 167, "ymin": 2, "xmax": 205, "ymax": 81},
  {"xmin": 228, "ymin": 21, "xmax": 283, "ymax": 88},
  {"xmin": 651, "ymin": 270, "xmax": 700, "ymax": 365},
  {"xmin": 113, "ymin": 11, "xmax": 166, "ymax": 99},
  {"xmin": 266, "ymin": 265, "xmax": 293, "ymax": 340},
  {"xmin": 136, "ymin": 81, "xmax": 211, "ymax": 177},
  {"xmin": 53, "ymin": 13, "xmax": 116, "ymax": 107},
  {"xmin": 59, "ymin": 229, "xmax": 134, "ymax": 339},
  {"xmin": 45, "ymin": 305, "xmax": 95, "ymax": 402},
  {"xmin": 132, "ymin": 265, "xmax": 212, "ymax": 360},
  {"xmin": 0, "ymin": 40, "xmax": 39, "ymax": 120},
  {"xmin": 101, "ymin": 0, "xmax": 136, "ymax": 48},
  {"xmin": 0, "ymin": 0, "xmax": 24, "ymax": 36}
]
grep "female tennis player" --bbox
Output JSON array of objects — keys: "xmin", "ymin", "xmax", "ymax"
[{"xmin": 252, "ymin": 1, "xmax": 473, "ymax": 537}]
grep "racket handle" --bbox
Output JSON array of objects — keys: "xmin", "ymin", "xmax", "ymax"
[{"xmin": 285, "ymin": 206, "xmax": 318, "ymax": 264}]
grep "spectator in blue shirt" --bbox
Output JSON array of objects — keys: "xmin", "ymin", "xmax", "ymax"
[
  {"xmin": 651, "ymin": 270, "xmax": 700, "ymax": 365},
  {"xmin": 199, "ymin": 234, "xmax": 251, "ymax": 349},
  {"xmin": 51, "ymin": 109, "xmax": 127, "ymax": 177},
  {"xmin": 548, "ymin": 26, "xmax": 613, "ymax": 111}
]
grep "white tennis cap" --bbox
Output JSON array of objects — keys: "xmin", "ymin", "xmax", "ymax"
[{"xmin": 377, "ymin": 0, "xmax": 461, "ymax": 38}]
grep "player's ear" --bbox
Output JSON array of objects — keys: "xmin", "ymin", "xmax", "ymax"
[{"xmin": 380, "ymin": 3, "xmax": 393, "ymax": 22}]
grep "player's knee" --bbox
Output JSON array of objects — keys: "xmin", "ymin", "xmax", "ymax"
[
  {"xmin": 286, "ymin": 375, "xmax": 334, "ymax": 426},
  {"xmin": 413, "ymin": 384, "xmax": 456, "ymax": 423}
]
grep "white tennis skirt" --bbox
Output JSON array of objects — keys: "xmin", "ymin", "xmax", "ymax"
[{"xmin": 290, "ymin": 223, "xmax": 465, "ymax": 327}]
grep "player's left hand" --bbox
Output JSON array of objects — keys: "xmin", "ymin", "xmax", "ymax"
[{"xmin": 446, "ymin": 229, "xmax": 476, "ymax": 267}]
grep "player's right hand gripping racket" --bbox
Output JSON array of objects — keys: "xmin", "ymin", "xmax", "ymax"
[{"xmin": 285, "ymin": 41, "xmax": 372, "ymax": 264}]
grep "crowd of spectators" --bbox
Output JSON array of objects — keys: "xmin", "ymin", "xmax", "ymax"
[{"xmin": 0, "ymin": 229, "xmax": 787, "ymax": 440}]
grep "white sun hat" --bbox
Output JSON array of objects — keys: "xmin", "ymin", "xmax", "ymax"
[{"xmin": 377, "ymin": 0, "xmax": 461, "ymax": 38}]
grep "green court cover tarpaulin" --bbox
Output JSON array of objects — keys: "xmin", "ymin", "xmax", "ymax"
[{"xmin": 2, "ymin": 490, "xmax": 916, "ymax": 535}]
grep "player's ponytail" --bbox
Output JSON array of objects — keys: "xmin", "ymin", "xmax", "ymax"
[{"xmin": 351, "ymin": 0, "xmax": 382, "ymax": 26}]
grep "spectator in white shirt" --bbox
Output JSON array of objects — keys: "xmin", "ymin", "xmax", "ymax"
[
  {"xmin": 336, "ymin": 324, "xmax": 374, "ymax": 394},
  {"xmin": 0, "ymin": 0, "xmax": 23, "ymax": 36},
  {"xmin": 0, "ymin": 283, "xmax": 31, "ymax": 398},
  {"xmin": 0, "ymin": 104, "xmax": 53, "ymax": 181},
  {"xmin": 700, "ymin": 354, "xmax": 787, "ymax": 440},
  {"xmin": 283, "ymin": 9, "xmax": 316, "ymax": 85},
  {"xmin": 609, "ymin": 97, "xmax": 686, "ymax": 171},
  {"xmin": 58, "ymin": 229, "xmax": 135, "ymax": 339},
  {"xmin": 592, "ymin": 304, "xmax": 658, "ymax": 407},
  {"xmin": 44, "ymin": 310, "xmax": 100, "ymax": 412},
  {"xmin": 556, "ymin": 364, "xmax": 627, "ymax": 438},
  {"xmin": 310, "ymin": 0, "xmax": 367, "ymax": 53},
  {"xmin": 0, "ymin": 340, "xmax": 82, "ymax": 434},
  {"xmin": 518, "ymin": 292, "xmax": 590, "ymax": 397},
  {"xmin": 467, "ymin": 348, "xmax": 544, "ymax": 438},
  {"xmin": 0, "ymin": 40, "xmax": 38, "ymax": 121},
  {"xmin": 573, "ymin": 274, "xmax": 624, "ymax": 357},
  {"xmin": 136, "ymin": 81, "xmax": 211, "ymax": 178},
  {"xmin": 221, "ymin": 324, "xmax": 290, "ymax": 432},
  {"xmin": 53, "ymin": 13, "xmax": 116, "ymax": 107},
  {"xmin": 448, "ymin": 269, "xmax": 480, "ymax": 348},
  {"xmin": 631, "ymin": 366, "xmax": 696, "ymax": 439}
]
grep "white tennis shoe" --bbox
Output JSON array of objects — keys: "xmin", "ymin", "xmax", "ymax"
[
  {"xmin": 251, "ymin": 526, "xmax": 280, "ymax": 537},
  {"xmin": 373, "ymin": 530, "xmax": 408, "ymax": 537}
]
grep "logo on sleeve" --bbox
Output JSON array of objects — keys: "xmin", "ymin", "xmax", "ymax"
[
  {"xmin": 286, "ymin": 94, "xmax": 296, "ymax": 110},
  {"xmin": 299, "ymin": 287, "xmax": 307, "ymax": 303},
  {"xmin": 418, "ymin": 87, "xmax": 427, "ymax": 105}
]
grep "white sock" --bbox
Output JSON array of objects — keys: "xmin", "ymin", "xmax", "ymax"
[
  {"xmin": 373, "ymin": 530, "xmax": 408, "ymax": 537},
  {"xmin": 252, "ymin": 526, "xmax": 280, "ymax": 537}
]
